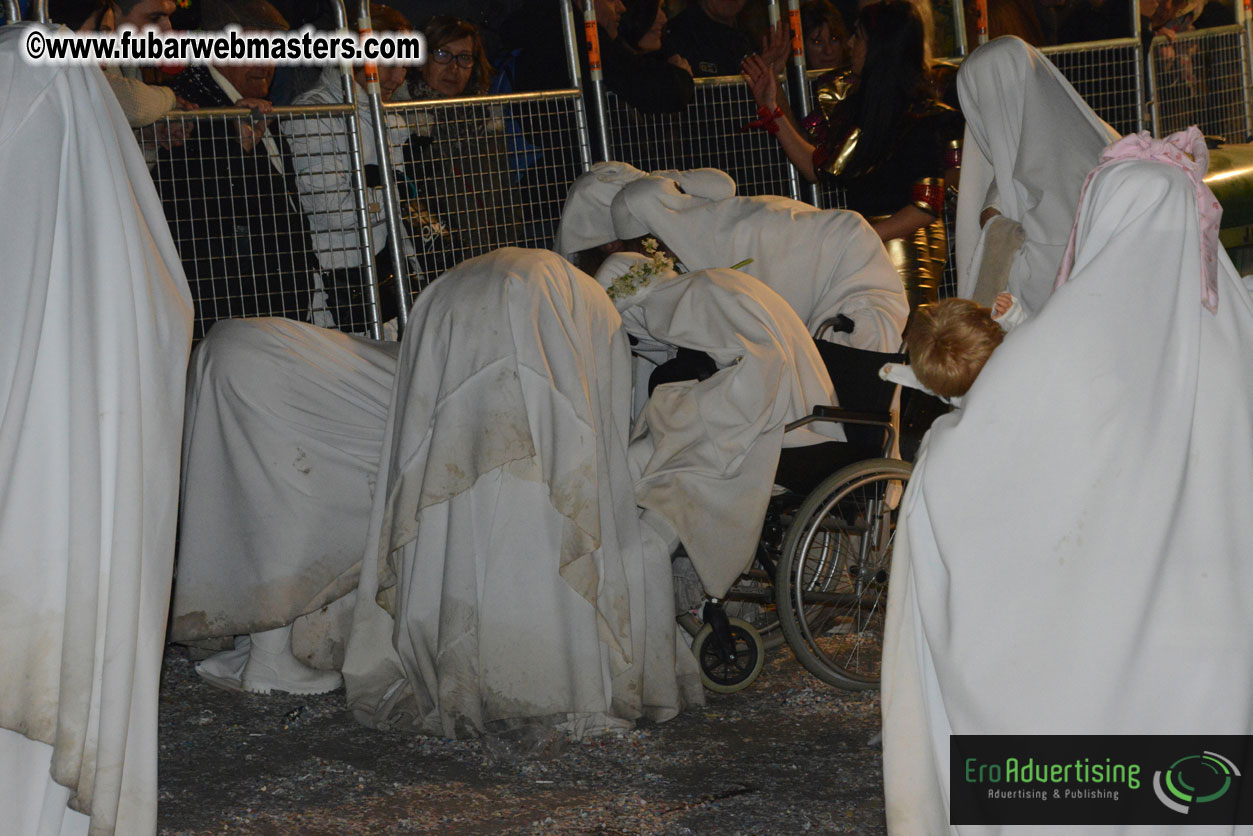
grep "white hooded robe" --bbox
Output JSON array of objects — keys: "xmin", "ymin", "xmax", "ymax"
[
  {"xmin": 882, "ymin": 158, "xmax": 1253, "ymax": 834},
  {"xmin": 0, "ymin": 24, "xmax": 194, "ymax": 836}
]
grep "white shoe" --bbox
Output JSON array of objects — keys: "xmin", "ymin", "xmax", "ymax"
[
  {"xmin": 241, "ymin": 626, "xmax": 342, "ymax": 695},
  {"xmin": 194, "ymin": 636, "xmax": 252, "ymax": 692}
]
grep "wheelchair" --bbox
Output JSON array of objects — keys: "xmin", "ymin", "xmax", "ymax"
[{"xmin": 670, "ymin": 315, "xmax": 917, "ymax": 694}]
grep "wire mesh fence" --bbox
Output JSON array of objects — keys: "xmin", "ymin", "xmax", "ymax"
[
  {"xmin": 604, "ymin": 76, "xmax": 798, "ymax": 199},
  {"xmin": 146, "ymin": 106, "xmax": 366, "ymax": 339},
  {"xmin": 1042, "ymin": 38, "xmax": 1144, "ymax": 135},
  {"xmin": 1148, "ymin": 25, "xmax": 1251, "ymax": 141},
  {"xmin": 383, "ymin": 90, "xmax": 589, "ymax": 292},
  {"xmin": 132, "ymin": 26, "xmax": 1253, "ymax": 339}
]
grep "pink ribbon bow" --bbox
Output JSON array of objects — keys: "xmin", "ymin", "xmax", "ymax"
[{"xmin": 1054, "ymin": 127, "xmax": 1221, "ymax": 314}]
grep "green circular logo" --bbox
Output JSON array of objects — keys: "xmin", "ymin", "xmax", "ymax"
[{"xmin": 1153, "ymin": 752, "xmax": 1240, "ymax": 814}]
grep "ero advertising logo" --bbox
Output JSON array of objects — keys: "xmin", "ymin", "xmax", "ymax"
[
  {"xmin": 951, "ymin": 735, "xmax": 1253, "ymax": 826},
  {"xmin": 1153, "ymin": 751, "xmax": 1241, "ymax": 814}
]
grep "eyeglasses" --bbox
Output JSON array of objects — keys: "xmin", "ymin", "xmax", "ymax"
[{"xmin": 431, "ymin": 48, "xmax": 474, "ymax": 68}]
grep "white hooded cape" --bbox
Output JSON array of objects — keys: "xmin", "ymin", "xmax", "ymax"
[
  {"xmin": 610, "ymin": 176, "xmax": 908, "ymax": 351},
  {"xmin": 955, "ymin": 36, "xmax": 1119, "ymax": 314},
  {"xmin": 0, "ymin": 24, "xmax": 194, "ymax": 836},
  {"xmin": 171, "ymin": 319, "xmax": 400, "ymax": 656},
  {"xmin": 596, "ymin": 254, "xmax": 840, "ymax": 598},
  {"xmin": 882, "ymin": 159, "xmax": 1253, "ymax": 834},
  {"xmin": 342, "ymin": 249, "xmax": 701, "ymax": 739}
]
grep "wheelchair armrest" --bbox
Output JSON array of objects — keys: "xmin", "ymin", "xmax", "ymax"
[
  {"xmin": 815, "ymin": 314, "xmax": 855, "ymax": 337},
  {"xmin": 785, "ymin": 405, "xmax": 893, "ymax": 433},
  {"xmin": 785, "ymin": 405, "xmax": 897, "ymax": 458}
]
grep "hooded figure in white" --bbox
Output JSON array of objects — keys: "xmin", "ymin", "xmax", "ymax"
[
  {"xmin": 609, "ymin": 173, "xmax": 907, "ymax": 351},
  {"xmin": 172, "ymin": 318, "xmax": 401, "ymax": 694},
  {"xmin": 595, "ymin": 253, "xmax": 840, "ymax": 598},
  {"xmin": 342, "ymin": 248, "xmax": 702, "ymax": 740},
  {"xmin": 882, "ymin": 143, "xmax": 1253, "ymax": 832},
  {"xmin": 0, "ymin": 24, "xmax": 194, "ymax": 836},
  {"xmin": 554, "ymin": 160, "xmax": 649, "ymax": 259},
  {"xmin": 955, "ymin": 36, "xmax": 1119, "ymax": 313}
]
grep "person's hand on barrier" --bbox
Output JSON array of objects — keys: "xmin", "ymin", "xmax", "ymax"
[
  {"xmin": 232, "ymin": 97, "xmax": 273, "ymax": 152},
  {"xmin": 155, "ymin": 118, "xmax": 193, "ymax": 150},
  {"xmin": 741, "ymin": 53, "xmax": 777, "ymax": 111},
  {"xmin": 667, "ymin": 53, "xmax": 693, "ymax": 76},
  {"xmin": 175, "ymin": 95, "xmax": 200, "ymax": 111},
  {"xmin": 760, "ymin": 18, "xmax": 789, "ymax": 76}
]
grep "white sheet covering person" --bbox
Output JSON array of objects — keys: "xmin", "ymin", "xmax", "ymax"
[
  {"xmin": 342, "ymin": 248, "xmax": 702, "ymax": 739},
  {"xmin": 955, "ymin": 36, "xmax": 1119, "ymax": 314},
  {"xmin": 609, "ymin": 174, "xmax": 908, "ymax": 351},
  {"xmin": 171, "ymin": 318, "xmax": 400, "ymax": 693},
  {"xmin": 882, "ymin": 143, "xmax": 1253, "ymax": 832},
  {"xmin": 0, "ymin": 23, "xmax": 194, "ymax": 836},
  {"xmin": 595, "ymin": 252, "xmax": 840, "ymax": 598},
  {"xmin": 553, "ymin": 160, "xmax": 648, "ymax": 258}
]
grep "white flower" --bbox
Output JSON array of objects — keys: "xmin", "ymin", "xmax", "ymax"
[{"xmin": 606, "ymin": 238, "xmax": 676, "ymax": 302}]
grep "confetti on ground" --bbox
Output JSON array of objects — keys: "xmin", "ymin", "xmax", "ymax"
[{"xmin": 158, "ymin": 644, "xmax": 887, "ymax": 836}]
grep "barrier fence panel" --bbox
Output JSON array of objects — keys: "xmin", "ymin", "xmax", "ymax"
[
  {"xmin": 145, "ymin": 105, "xmax": 377, "ymax": 339},
  {"xmin": 1148, "ymin": 25, "xmax": 1250, "ymax": 141},
  {"xmin": 135, "ymin": 26, "xmax": 1253, "ymax": 341},
  {"xmin": 604, "ymin": 77, "xmax": 799, "ymax": 200},
  {"xmin": 1041, "ymin": 38, "xmax": 1144, "ymax": 135},
  {"xmin": 382, "ymin": 89, "xmax": 590, "ymax": 293}
]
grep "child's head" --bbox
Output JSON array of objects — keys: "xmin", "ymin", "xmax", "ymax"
[{"xmin": 905, "ymin": 299, "xmax": 1005, "ymax": 399}]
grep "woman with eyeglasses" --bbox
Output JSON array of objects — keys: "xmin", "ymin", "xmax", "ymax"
[
  {"xmin": 413, "ymin": 15, "xmax": 493, "ymax": 98},
  {"xmin": 398, "ymin": 16, "xmax": 522, "ymax": 278}
]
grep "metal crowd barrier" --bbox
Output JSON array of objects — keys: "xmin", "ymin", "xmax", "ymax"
[
  {"xmin": 1042, "ymin": 37, "xmax": 1145, "ymax": 135},
  {"xmin": 1147, "ymin": 24, "xmax": 1251, "ymax": 141},
  {"xmin": 97, "ymin": 21, "xmax": 1249, "ymax": 337},
  {"xmin": 144, "ymin": 104, "xmax": 381, "ymax": 339},
  {"xmin": 604, "ymin": 77, "xmax": 801, "ymax": 200},
  {"xmin": 382, "ymin": 89, "xmax": 591, "ymax": 291}
]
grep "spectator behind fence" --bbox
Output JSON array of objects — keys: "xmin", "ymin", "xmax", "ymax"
[
  {"xmin": 662, "ymin": 0, "xmax": 755, "ymax": 77},
  {"xmin": 153, "ymin": 0, "xmax": 317, "ymax": 338},
  {"xmin": 742, "ymin": 0, "xmax": 963, "ymax": 314},
  {"xmin": 501, "ymin": 0, "xmax": 693, "ymax": 114},
  {"xmin": 397, "ymin": 16, "xmax": 522, "ymax": 277},
  {"xmin": 46, "ymin": 0, "xmax": 191, "ymax": 128},
  {"xmin": 800, "ymin": 0, "xmax": 850, "ymax": 71},
  {"xmin": 285, "ymin": 3, "xmax": 418, "ymax": 332},
  {"xmin": 963, "ymin": 0, "xmax": 1048, "ymax": 45}
]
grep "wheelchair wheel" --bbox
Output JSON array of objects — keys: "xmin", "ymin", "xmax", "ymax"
[
  {"xmin": 692, "ymin": 617, "xmax": 766, "ymax": 694},
  {"xmin": 776, "ymin": 458, "xmax": 911, "ymax": 690}
]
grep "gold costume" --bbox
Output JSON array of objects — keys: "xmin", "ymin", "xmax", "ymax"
[{"xmin": 809, "ymin": 73, "xmax": 962, "ymax": 313}]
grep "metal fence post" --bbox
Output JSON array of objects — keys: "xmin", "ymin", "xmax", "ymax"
[
  {"xmin": 781, "ymin": 0, "xmax": 814, "ymax": 204},
  {"xmin": 952, "ymin": 0, "xmax": 969, "ymax": 56},
  {"xmin": 3, "ymin": 1, "xmax": 20, "ymax": 22},
  {"xmin": 356, "ymin": 0, "xmax": 412, "ymax": 336},
  {"xmin": 559, "ymin": 0, "xmax": 595, "ymax": 171},
  {"xmin": 1145, "ymin": 38, "xmax": 1161, "ymax": 136},
  {"xmin": 329, "ymin": 0, "xmax": 385, "ymax": 339},
  {"xmin": 32, "ymin": 0, "xmax": 47, "ymax": 23},
  {"xmin": 577, "ymin": 0, "xmax": 612, "ymax": 162},
  {"xmin": 1242, "ymin": 0, "xmax": 1253, "ymax": 140},
  {"xmin": 1133, "ymin": 6, "xmax": 1146, "ymax": 132}
]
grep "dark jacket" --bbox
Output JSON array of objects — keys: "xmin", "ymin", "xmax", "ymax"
[
  {"xmin": 153, "ymin": 67, "xmax": 316, "ymax": 338},
  {"xmin": 661, "ymin": 4, "xmax": 754, "ymax": 78},
  {"xmin": 502, "ymin": 0, "xmax": 694, "ymax": 114}
]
